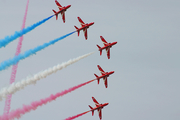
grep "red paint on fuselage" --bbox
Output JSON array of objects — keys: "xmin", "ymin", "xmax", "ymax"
[
  {"xmin": 77, "ymin": 22, "xmax": 94, "ymax": 31},
  {"xmin": 96, "ymin": 71, "xmax": 114, "ymax": 80},
  {"xmin": 55, "ymin": 5, "xmax": 71, "ymax": 14},
  {"xmin": 98, "ymin": 42, "xmax": 117, "ymax": 51},
  {"xmin": 90, "ymin": 103, "xmax": 109, "ymax": 111}
]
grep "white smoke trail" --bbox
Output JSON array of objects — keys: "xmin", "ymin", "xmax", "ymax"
[{"xmin": 0, "ymin": 52, "xmax": 94, "ymax": 101}]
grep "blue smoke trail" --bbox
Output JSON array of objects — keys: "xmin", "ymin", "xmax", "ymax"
[
  {"xmin": 0, "ymin": 31, "xmax": 76, "ymax": 71},
  {"xmin": 0, "ymin": 15, "xmax": 54, "ymax": 48}
]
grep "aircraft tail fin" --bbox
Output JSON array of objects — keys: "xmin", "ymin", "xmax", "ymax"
[
  {"xmin": 89, "ymin": 105, "xmax": 94, "ymax": 116},
  {"xmin": 97, "ymin": 45, "xmax": 102, "ymax": 55},
  {"xmin": 94, "ymin": 74, "xmax": 100, "ymax": 84},
  {"xmin": 74, "ymin": 26, "xmax": 80, "ymax": 36},
  {"xmin": 52, "ymin": 9, "xmax": 58, "ymax": 20}
]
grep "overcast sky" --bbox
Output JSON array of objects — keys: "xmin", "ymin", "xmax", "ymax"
[{"xmin": 0, "ymin": 0, "xmax": 180, "ymax": 120}]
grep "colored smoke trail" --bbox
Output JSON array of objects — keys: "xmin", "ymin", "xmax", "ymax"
[
  {"xmin": 0, "ymin": 31, "xmax": 76, "ymax": 71},
  {"xmin": 4, "ymin": 0, "xmax": 30, "ymax": 115},
  {"xmin": 0, "ymin": 79, "xmax": 95, "ymax": 120},
  {"xmin": 0, "ymin": 52, "xmax": 94, "ymax": 101},
  {"xmin": 64, "ymin": 111, "xmax": 90, "ymax": 120},
  {"xmin": 0, "ymin": 14, "xmax": 54, "ymax": 48}
]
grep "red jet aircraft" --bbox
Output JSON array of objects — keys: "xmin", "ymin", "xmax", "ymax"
[
  {"xmin": 94, "ymin": 65, "xmax": 114, "ymax": 88},
  {"xmin": 74, "ymin": 17, "xmax": 94, "ymax": 40},
  {"xmin": 97, "ymin": 36, "xmax": 117, "ymax": 59},
  {"xmin": 89, "ymin": 97, "xmax": 109, "ymax": 120},
  {"xmin": 52, "ymin": 0, "xmax": 71, "ymax": 23}
]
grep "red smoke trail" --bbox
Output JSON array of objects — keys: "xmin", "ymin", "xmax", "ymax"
[
  {"xmin": 64, "ymin": 111, "xmax": 90, "ymax": 120},
  {"xmin": 0, "ymin": 79, "xmax": 95, "ymax": 120},
  {"xmin": 4, "ymin": 0, "xmax": 30, "ymax": 115}
]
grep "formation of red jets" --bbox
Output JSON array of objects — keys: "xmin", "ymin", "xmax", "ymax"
[{"xmin": 53, "ymin": 0, "xmax": 117, "ymax": 119}]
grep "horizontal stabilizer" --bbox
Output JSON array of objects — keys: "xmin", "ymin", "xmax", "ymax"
[
  {"xmin": 94, "ymin": 74, "xmax": 100, "ymax": 84},
  {"xmin": 89, "ymin": 105, "xmax": 94, "ymax": 116},
  {"xmin": 52, "ymin": 10, "xmax": 58, "ymax": 20},
  {"xmin": 74, "ymin": 26, "xmax": 80, "ymax": 36},
  {"xmin": 97, "ymin": 45, "xmax": 102, "ymax": 55}
]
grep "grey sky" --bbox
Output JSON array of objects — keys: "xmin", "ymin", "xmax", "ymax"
[{"xmin": 0, "ymin": 0, "xmax": 180, "ymax": 120}]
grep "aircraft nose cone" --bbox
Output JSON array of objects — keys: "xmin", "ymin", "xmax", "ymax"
[
  {"xmin": 68, "ymin": 5, "xmax": 71, "ymax": 8},
  {"xmin": 111, "ymin": 71, "xmax": 115, "ymax": 74},
  {"xmin": 90, "ymin": 22, "xmax": 94, "ymax": 26}
]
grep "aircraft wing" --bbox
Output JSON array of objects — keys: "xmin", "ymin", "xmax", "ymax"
[
  {"xmin": 100, "ymin": 36, "xmax": 108, "ymax": 46},
  {"xmin": 106, "ymin": 47, "xmax": 110, "ymax": 59},
  {"xmin": 78, "ymin": 17, "xmax": 85, "ymax": 26},
  {"xmin": 97, "ymin": 65, "xmax": 105, "ymax": 75},
  {"xmin": 98, "ymin": 108, "xmax": 102, "ymax": 120},
  {"xmin": 103, "ymin": 76, "xmax": 108, "ymax": 88},
  {"xmin": 61, "ymin": 11, "xmax": 65, "ymax": 23},
  {"xmin": 83, "ymin": 28, "xmax": 88, "ymax": 40},
  {"xmin": 55, "ymin": 0, "xmax": 63, "ymax": 10},
  {"xmin": 92, "ymin": 97, "xmax": 99, "ymax": 106}
]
